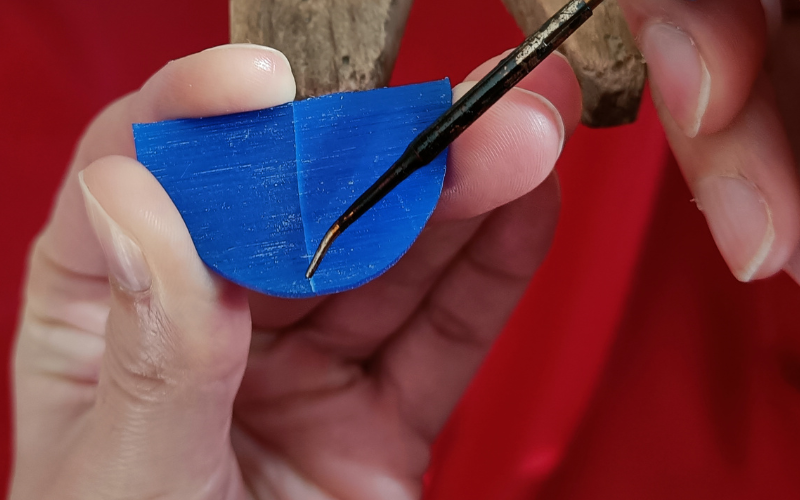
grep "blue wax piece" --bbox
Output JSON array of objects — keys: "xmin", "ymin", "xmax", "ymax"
[{"xmin": 134, "ymin": 79, "xmax": 451, "ymax": 298}]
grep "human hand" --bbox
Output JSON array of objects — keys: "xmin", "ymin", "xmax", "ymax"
[
  {"xmin": 617, "ymin": 0, "xmax": 800, "ymax": 283},
  {"xmin": 9, "ymin": 45, "xmax": 581, "ymax": 499}
]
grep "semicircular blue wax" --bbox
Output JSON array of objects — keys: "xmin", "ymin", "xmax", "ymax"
[{"xmin": 133, "ymin": 79, "xmax": 451, "ymax": 298}]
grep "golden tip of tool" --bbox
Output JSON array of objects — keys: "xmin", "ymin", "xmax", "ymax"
[
  {"xmin": 305, "ymin": 260, "xmax": 320, "ymax": 280},
  {"xmin": 305, "ymin": 224, "xmax": 341, "ymax": 279}
]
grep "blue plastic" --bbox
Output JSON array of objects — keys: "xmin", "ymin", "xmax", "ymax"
[{"xmin": 133, "ymin": 79, "xmax": 451, "ymax": 298}]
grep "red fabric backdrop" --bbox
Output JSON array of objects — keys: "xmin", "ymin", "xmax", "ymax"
[{"xmin": 1, "ymin": 0, "xmax": 800, "ymax": 498}]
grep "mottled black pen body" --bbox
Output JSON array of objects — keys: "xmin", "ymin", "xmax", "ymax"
[{"xmin": 306, "ymin": 0, "xmax": 603, "ymax": 279}]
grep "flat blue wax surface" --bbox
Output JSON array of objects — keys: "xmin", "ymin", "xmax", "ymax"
[{"xmin": 134, "ymin": 79, "xmax": 451, "ymax": 298}]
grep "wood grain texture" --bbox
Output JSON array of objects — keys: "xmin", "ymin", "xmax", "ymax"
[
  {"xmin": 230, "ymin": 0, "xmax": 414, "ymax": 99},
  {"xmin": 133, "ymin": 80, "xmax": 451, "ymax": 298},
  {"xmin": 503, "ymin": 0, "xmax": 646, "ymax": 127}
]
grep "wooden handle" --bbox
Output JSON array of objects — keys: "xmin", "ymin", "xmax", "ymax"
[
  {"xmin": 230, "ymin": 0, "xmax": 414, "ymax": 99},
  {"xmin": 503, "ymin": 0, "xmax": 646, "ymax": 127}
]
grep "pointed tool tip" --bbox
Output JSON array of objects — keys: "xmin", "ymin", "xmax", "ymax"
[
  {"xmin": 305, "ymin": 246, "xmax": 325, "ymax": 279},
  {"xmin": 305, "ymin": 265, "xmax": 317, "ymax": 280},
  {"xmin": 305, "ymin": 223, "xmax": 341, "ymax": 280}
]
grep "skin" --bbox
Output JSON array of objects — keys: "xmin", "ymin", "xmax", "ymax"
[
  {"xmin": 617, "ymin": 0, "xmax": 800, "ymax": 282},
  {"xmin": 9, "ymin": 0, "xmax": 800, "ymax": 498},
  {"xmin": 10, "ymin": 45, "xmax": 580, "ymax": 500}
]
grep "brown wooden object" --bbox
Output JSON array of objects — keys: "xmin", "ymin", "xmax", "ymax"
[
  {"xmin": 230, "ymin": 0, "xmax": 414, "ymax": 99},
  {"xmin": 231, "ymin": 0, "xmax": 645, "ymax": 127},
  {"xmin": 503, "ymin": 0, "xmax": 646, "ymax": 127}
]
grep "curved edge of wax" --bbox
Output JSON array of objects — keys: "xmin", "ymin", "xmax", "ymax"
[{"xmin": 133, "ymin": 78, "xmax": 452, "ymax": 298}]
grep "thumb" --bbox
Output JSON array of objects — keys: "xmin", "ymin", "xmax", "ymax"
[{"xmin": 65, "ymin": 155, "xmax": 251, "ymax": 497}]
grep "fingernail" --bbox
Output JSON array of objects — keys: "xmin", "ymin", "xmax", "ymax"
[
  {"xmin": 640, "ymin": 23, "xmax": 711, "ymax": 138},
  {"xmin": 517, "ymin": 88, "xmax": 566, "ymax": 156},
  {"xmin": 203, "ymin": 44, "xmax": 292, "ymax": 74},
  {"xmin": 78, "ymin": 172, "xmax": 152, "ymax": 292},
  {"xmin": 694, "ymin": 176, "xmax": 775, "ymax": 282}
]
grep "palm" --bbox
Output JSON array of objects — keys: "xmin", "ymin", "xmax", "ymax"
[{"xmin": 233, "ymin": 342, "xmax": 429, "ymax": 500}]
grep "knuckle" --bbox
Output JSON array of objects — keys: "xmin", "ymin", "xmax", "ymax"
[
  {"xmin": 102, "ymin": 292, "xmax": 247, "ymax": 404},
  {"xmin": 104, "ymin": 297, "xmax": 184, "ymax": 403},
  {"xmin": 423, "ymin": 300, "xmax": 486, "ymax": 348}
]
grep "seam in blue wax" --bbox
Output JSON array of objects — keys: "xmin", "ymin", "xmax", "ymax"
[{"xmin": 291, "ymin": 102, "xmax": 317, "ymax": 294}]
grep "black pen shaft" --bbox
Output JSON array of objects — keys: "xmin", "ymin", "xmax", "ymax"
[{"xmin": 306, "ymin": 0, "xmax": 601, "ymax": 278}]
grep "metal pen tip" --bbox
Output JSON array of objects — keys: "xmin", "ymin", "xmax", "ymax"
[{"xmin": 305, "ymin": 222, "xmax": 342, "ymax": 279}]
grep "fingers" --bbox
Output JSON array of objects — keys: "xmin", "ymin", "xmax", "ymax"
[
  {"xmin": 434, "ymin": 85, "xmax": 563, "ymax": 222},
  {"xmin": 462, "ymin": 51, "xmax": 582, "ymax": 137},
  {"xmin": 379, "ymin": 175, "xmax": 562, "ymax": 440},
  {"xmin": 135, "ymin": 44, "xmax": 296, "ymax": 122},
  {"xmin": 17, "ymin": 47, "xmax": 292, "ymax": 496},
  {"xmin": 74, "ymin": 44, "xmax": 296, "ymax": 167},
  {"xmin": 40, "ymin": 44, "xmax": 296, "ymax": 281},
  {"xmin": 619, "ymin": 0, "xmax": 767, "ymax": 137},
  {"xmin": 618, "ymin": 0, "xmax": 800, "ymax": 281},
  {"xmin": 82, "ymin": 155, "xmax": 250, "ymax": 420},
  {"xmin": 668, "ymin": 77, "xmax": 800, "ymax": 281},
  {"xmin": 434, "ymin": 51, "xmax": 580, "ymax": 221},
  {"xmin": 58, "ymin": 155, "xmax": 250, "ymax": 496}
]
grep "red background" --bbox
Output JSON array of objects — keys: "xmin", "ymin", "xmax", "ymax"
[{"xmin": 2, "ymin": 0, "xmax": 800, "ymax": 498}]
